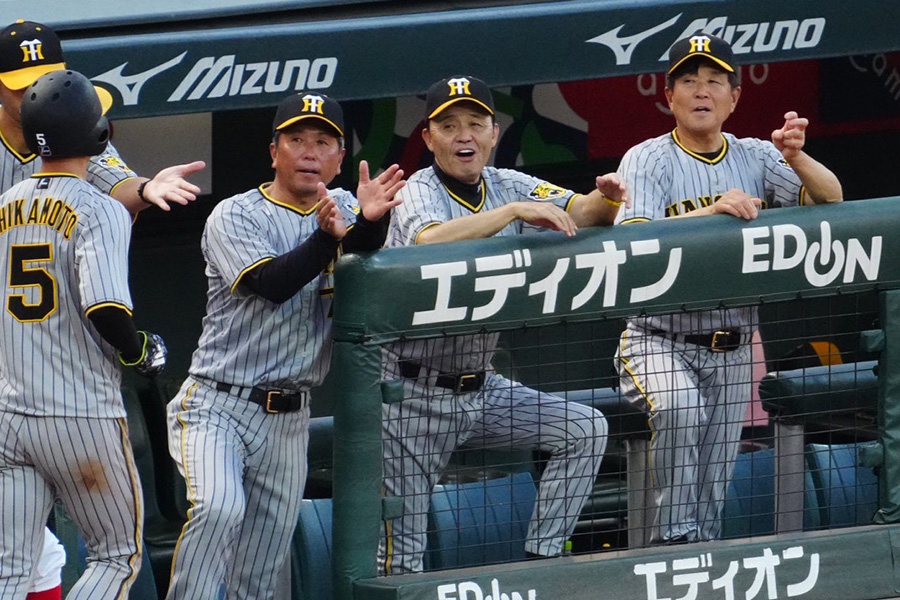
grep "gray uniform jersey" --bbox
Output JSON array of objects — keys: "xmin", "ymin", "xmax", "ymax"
[
  {"xmin": 616, "ymin": 130, "xmax": 803, "ymax": 334},
  {"xmin": 0, "ymin": 174, "xmax": 133, "ymax": 418},
  {"xmin": 0, "ymin": 131, "xmax": 136, "ymax": 197},
  {"xmin": 189, "ymin": 185, "xmax": 359, "ymax": 391},
  {"xmin": 385, "ymin": 166, "xmax": 577, "ymax": 372}
]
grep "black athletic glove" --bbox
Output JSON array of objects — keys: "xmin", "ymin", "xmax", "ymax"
[{"xmin": 119, "ymin": 331, "xmax": 167, "ymax": 377}]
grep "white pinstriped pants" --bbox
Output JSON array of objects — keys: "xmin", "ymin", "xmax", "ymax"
[
  {"xmin": 378, "ymin": 372, "xmax": 607, "ymax": 574},
  {"xmin": 0, "ymin": 412, "xmax": 143, "ymax": 600},
  {"xmin": 617, "ymin": 324, "xmax": 752, "ymax": 542},
  {"xmin": 165, "ymin": 378, "xmax": 308, "ymax": 600}
]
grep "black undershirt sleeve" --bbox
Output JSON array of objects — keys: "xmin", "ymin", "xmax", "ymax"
[
  {"xmin": 240, "ymin": 227, "xmax": 340, "ymax": 304},
  {"xmin": 239, "ymin": 211, "xmax": 389, "ymax": 305},
  {"xmin": 88, "ymin": 305, "xmax": 143, "ymax": 361},
  {"xmin": 341, "ymin": 212, "xmax": 390, "ymax": 254}
]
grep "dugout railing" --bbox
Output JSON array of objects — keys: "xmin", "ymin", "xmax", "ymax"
[{"xmin": 329, "ymin": 197, "xmax": 900, "ymax": 600}]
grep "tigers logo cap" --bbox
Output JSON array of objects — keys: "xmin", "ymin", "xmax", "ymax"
[
  {"xmin": 667, "ymin": 34, "xmax": 736, "ymax": 75},
  {"xmin": 0, "ymin": 20, "xmax": 65, "ymax": 90},
  {"xmin": 425, "ymin": 76, "xmax": 495, "ymax": 120},
  {"xmin": 273, "ymin": 91, "xmax": 344, "ymax": 138}
]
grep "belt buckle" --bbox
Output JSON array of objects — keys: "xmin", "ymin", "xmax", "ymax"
[
  {"xmin": 265, "ymin": 390, "xmax": 283, "ymax": 414},
  {"xmin": 455, "ymin": 373, "xmax": 479, "ymax": 394},
  {"xmin": 710, "ymin": 331, "xmax": 730, "ymax": 352}
]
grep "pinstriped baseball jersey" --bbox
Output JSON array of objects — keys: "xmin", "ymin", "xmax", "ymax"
[
  {"xmin": 616, "ymin": 130, "xmax": 802, "ymax": 334},
  {"xmin": 0, "ymin": 174, "xmax": 133, "ymax": 418},
  {"xmin": 0, "ymin": 131, "xmax": 135, "ymax": 197},
  {"xmin": 189, "ymin": 184, "xmax": 359, "ymax": 390},
  {"xmin": 386, "ymin": 166, "xmax": 576, "ymax": 373}
]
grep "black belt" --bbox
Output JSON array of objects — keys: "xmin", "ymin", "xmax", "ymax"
[
  {"xmin": 214, "ymin": 382, "xmax": 308, "ymax": 413},
  {"xmin": 397, "ymin": 360, "xmax": 485, "ymax": 394},
  {"xmin": 649, "ymin": 328, "xmax": 744, "ymax": 352}
]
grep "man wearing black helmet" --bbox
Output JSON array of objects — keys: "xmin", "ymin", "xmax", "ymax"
[
  {"xmin": 0, "ymin": 69, "xmax": 166, "ymax": 599},
  {"xmin": 0, "ymin": 19, "xmax": 204, "ymax": 214}
]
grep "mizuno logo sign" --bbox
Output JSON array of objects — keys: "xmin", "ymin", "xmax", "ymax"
[
  {"xmin": 90, "ymin": 53, "xmax": 339, "ymax": 106},
  {"xmin": 92, "ymin": 54, "xmax": 186, "ymax": 106},
  {"xmin": 586, "ymin": 14, "xmax": 827, "ymax": 66},
  {"xmin": 585, "ymin": 14, "xmax": 681, "ymax": 65}
]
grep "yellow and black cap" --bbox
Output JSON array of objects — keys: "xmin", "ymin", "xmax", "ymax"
[
  {"xmin": 273, "ymin": 91, "xmax": 344, "ymax": 138},
  {"xmin": 667, "ymin": 34, "xmax": 736, "ymax": 75},
  {"xmin": 0, "ymin": 20, "xmax": 65, "ymax": 90},
  {"xmin": 425, "ymin": 75, "xmax": 495, "ymax": 120}
]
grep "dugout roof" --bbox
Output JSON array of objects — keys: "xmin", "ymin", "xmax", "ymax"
[{"xmin": 10, "ymin": 0, "xmax": 900, "ymax": 119}]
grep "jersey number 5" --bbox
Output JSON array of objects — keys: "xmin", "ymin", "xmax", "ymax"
[{"xmin": 7, "ymin": 243, "xmax": 57, "ymax": 322}]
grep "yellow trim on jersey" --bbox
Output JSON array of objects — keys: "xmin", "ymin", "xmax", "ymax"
[
  {"xmin": 29, "ymin": 172, "xmax": 80, "ymax": 179},
  {"xmin": 115, "ymin": 417, "xmax": 145, "ymax": 600},
  {"xmin": 170, "ymin": 382, "xmax": 201, "ymax": 584},
  {"xmin": 620, "ymin": 217, "xmax": 652, "ymax": 224},
  {"xmin": 108, "ymin": 175, "xmax": 138, "ymax": 198},
  {"xmin": 85, "ymin": 302, "xmax": 133, "ymax": 318},
  {"xmin": 671, "ymin": 129, "xmax": 728, "ymax": 165},
  {"xmin": 259, "ymin": 183, "xmax": 318, "ymax": 215},
  {"xmin": 799, "ymin": 185, "xmax": 807, "ymax": 206},
  {"xmin": 383, "ymin": 508, "xmax": 394, "ymax": 574},
  {"xmin": 618, "ymin": 329, "xmax": 658, "ymax": 482},
  {"xmin": 0, "ymin": 122, "xmax": 37, "ymax": 164},
  {"xmin": 413, "ymin": 221, "xmax": 442, "ymax": 245},
  {"xmin": 444, "ymin": 178, "xmax": 486, "ymax": 213},
  {"xmin": 231, "ymin": 256, "xmax": 275, "ymax": 294},
  {"xmin": 564, "ymin": 193, "xmax": 580, "ymax": 213}
]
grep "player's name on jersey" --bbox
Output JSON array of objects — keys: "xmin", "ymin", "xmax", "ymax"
[
  {"xmin": 0, "ymin": 196, "xmax": 79, "ymax": 239},
  {"xmin": 666, "ymin": 194, "xmax": 771, "ymax": 217}
]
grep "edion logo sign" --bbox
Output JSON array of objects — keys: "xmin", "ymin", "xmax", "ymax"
[
  {"xmin": 436, "ymin": 578, "xmax": 536, "ymax": 600},
  {"xmin": 741, "ymin": 221, "xmax": 882, "ymax": 287}
]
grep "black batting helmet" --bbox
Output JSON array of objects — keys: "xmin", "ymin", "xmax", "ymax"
[{"xmin": 22, "ymin": 69, "xmax": 111, "ymax": 158}]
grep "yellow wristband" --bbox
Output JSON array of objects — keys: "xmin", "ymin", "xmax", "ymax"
[{"xmin": 603, "ymin": 195, "xmax": 623, "ymax": 207}]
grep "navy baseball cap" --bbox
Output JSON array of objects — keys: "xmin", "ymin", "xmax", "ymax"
[
  {"xmin": 425, "ymin": 76, "xmax": 495, "ymax": 120},
  {"xmin": 667, "ymin": 34, "xmax": 736, "ymax": 75},
  {"xmin": 0, "ymin": 20, "xmax": 65, "ymax": 90},
  {"xmin": 273, "ymin": 91, "xmax": 344, "ymax": 138}
]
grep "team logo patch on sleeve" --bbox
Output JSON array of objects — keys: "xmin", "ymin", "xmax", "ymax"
[
  {"xmin": 99, "ymin": 156, "xmax": 135, "ymax": 173},
  {"xmin": 777, "ymin": 158, "xmax": 795, "ymax": 171},
  {"xmin": 528, "ymin": 182, "xmax": 567, "ymax": 200}
]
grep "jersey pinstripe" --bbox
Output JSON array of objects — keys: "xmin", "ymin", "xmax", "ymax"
[
  {"xmin": 386, "ymin": 166, "xmax": 576, "ymax": 373},
  {"xmin": 0, "ymin": 174, "xmax": 133, "ymax": 418},
  {"xmin": 379, "ymin": 166, "xmax": 606, "ymax": 573},
  {"xmin": 616, "ymin": 130, "xmax": 802, "ymax": 335},
  {"xmin": 188, "ymin": 185, "xmax": 359, "ymax": 390},
  {"xmin": 0, "ymin": 130, "xmax": 136, "ymax": 198},
  {"xmin": 614, "ymin": 129, "xmax": 799, "ymax": 543}
]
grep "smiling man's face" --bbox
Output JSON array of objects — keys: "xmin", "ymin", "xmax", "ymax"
[
  {"xmin": 423, "ymin": 102, "xmax": 499, "ymax": 185},
  {"xmin": 665, "ymin": 62, "xmax": 740, "ymax": 145}
]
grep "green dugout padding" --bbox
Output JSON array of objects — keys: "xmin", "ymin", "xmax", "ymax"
[{"xmin": 330, "ymin": 197, "xmax": 900, "ymax": 600}]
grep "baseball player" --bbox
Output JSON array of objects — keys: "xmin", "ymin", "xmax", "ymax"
[
  {"xmin": 379, "ymin": 75, "xmax": 627, "ymax": 574},
  {"xmin": 615, "ymin": 34, "xmax": 842, "ymax": 544},
  {"xmin": 0, "ymin": 20, "xmax": 205, "ymax": 214},
  {"xmin": 0, "ymin": 70, "xmax": 166, "ymax": 599},
  {"xmin": 165, "ymin": 92, "xmax": 404, "ymax": 599}
]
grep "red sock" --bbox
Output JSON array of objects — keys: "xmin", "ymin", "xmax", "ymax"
[{"xmin": 26, "ymin": 586, "xmax": 62, "ymax": 600}]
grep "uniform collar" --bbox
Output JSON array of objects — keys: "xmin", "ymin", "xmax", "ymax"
[{"xmin": 433, "ymin": 162, "xmax": 486, "ymax": 213}]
